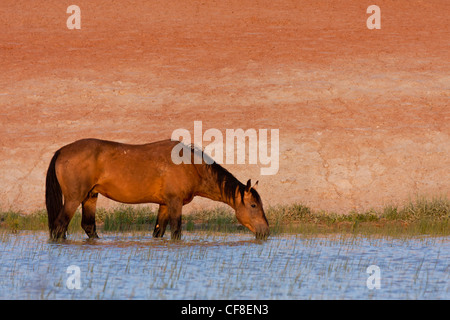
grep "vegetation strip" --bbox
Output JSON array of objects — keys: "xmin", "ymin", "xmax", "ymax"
[{"xmin": 1, "ymin": 196, "xmax": 448, "ymax": 236}]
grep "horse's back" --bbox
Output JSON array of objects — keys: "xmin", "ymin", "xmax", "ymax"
[
  {"xmin": 57, "ymin": 138, "xmax": 178, "ymax": 166},
  {"xmin": 55, "ymin": 138, "xmax": 199, "ymax": 204}
]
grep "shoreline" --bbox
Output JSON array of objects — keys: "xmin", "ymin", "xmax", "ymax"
[{"xmin": 1, "ymin": 196, "xmax": 448, "ymax": 236}]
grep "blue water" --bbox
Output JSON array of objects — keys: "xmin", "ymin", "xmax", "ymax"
[{"xmin": 0, "ymin": 231, "xmax": 448, "ymax": 299}]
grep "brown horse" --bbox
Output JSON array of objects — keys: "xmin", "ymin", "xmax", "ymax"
[{"xmin": 45, "ymin": 138, "xmax": 269, "ymax": 240}]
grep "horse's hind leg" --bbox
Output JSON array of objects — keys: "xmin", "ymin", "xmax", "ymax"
[
  {"xmin": 153, "ymin": 204, "xmax": 169, "ymax": 238},
  {"xmin": 51, "ymin": 200, "xmax": 79, "ymax": 239},
  {"xmin": 82, "ymin": 193, "xmax": 99, "ymax": 239}
]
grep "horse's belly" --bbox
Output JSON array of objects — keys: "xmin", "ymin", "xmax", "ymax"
[{"xmin": 93, "ymin": 181, "xmax": 164, "ymax": 205}]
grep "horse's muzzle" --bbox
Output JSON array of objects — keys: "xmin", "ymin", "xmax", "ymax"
[{"xmin": 255, "ymin": 225, "xmax": 270, "ymax": 240}]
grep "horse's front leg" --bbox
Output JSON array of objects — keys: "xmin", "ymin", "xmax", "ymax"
[
  {"xmin": 153, "ymin": 204, "xmax": 169, "ymax": 238},
  {"xmin": 168, "ymin": 199, "xmax": 183, "ymax": 240}
]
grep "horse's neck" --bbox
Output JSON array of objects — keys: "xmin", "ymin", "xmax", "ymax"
[{"xmin": 196, "ymin": 165, "xmax": 238, "ymax": 209}]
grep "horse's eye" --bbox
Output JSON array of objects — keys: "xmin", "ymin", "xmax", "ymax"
[{"xmin": 251, "ymin": 204, "xmax": 256, "ymax": 208}]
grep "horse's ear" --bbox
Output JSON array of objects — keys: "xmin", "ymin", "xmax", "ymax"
[
  {"xmin": 253, "ymin": 180, "xmax": 259, "ymax": 191},
  {"xmin": 245, "ymin": 179, "xmax": 252, "ymax": 192}
]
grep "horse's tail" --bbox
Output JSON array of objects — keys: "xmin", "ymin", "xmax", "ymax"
[{"xmin": 45, "ymin": 149, "xmax": 62, "ymax": 235}]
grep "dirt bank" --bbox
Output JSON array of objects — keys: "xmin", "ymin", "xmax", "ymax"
[{"xmin": 0, "ymin": 0, "xmax": 448, "ymax": 213}]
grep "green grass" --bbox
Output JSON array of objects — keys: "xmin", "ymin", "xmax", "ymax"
[
  {"xmin": 0, "ymin": 209, "xmax": 49, "ymax": 232},
  {"xmin": 266, "ymin": 196, "xmax": 449, "ymax": 236},
  {"xmin": 0, "ymin": 196, "xmax": 448, "ymax": 236}
]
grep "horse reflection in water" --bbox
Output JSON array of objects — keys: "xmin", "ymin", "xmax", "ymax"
[{"xmin": 45, "ymin": 139, "xmax": 269, "ymax": 240}]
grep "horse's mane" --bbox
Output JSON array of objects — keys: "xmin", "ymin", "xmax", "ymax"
[
  {"xmin": 209, "ymin": 161, "xmax": 246, "ymax": 205},
  {"xmin": 186, "ymin": 143, "xmax": 259, "ymax": 205}
]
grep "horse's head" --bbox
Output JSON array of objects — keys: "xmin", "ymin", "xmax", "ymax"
[{"xmin": 235, "ymin": 180, "xmax": 270, "ymax": 240}]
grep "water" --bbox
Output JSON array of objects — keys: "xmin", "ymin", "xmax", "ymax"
[{"xmin": 0, "ymin": 231, "xmax": 448, "ymax": 299}]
